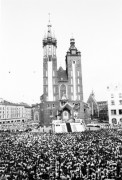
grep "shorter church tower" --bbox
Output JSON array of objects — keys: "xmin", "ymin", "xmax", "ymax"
[{"xmin": 65, "ymin": 37, "xmax": 83, "ymax": 102}]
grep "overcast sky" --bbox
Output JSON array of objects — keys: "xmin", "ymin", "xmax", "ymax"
[{"xmin": 0, "ymin": 0, "xmax": 122, "ymax": 105}]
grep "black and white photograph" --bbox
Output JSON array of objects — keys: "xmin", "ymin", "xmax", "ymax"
[{"xmin": 0, "ymin": 0, "xmax": 122, "ymax": 179}]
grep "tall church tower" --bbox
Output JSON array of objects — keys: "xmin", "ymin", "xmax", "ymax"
[{"xmin": 43, "ymin": 19, "xmax": 57, "ymax": 101}]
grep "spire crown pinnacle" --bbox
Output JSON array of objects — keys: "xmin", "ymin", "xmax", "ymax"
[
  {"xmin": 91, "ymin": 90, "xmax": 95, "ymax": 97},
  {"xmin": 42, "ymin": 15, "xmax": 57, "ymax": 47},
  {"xmin": 47, "ymin": 13, "xmax": 52, "ymax": 38},
  {"xmin": 48, "ymin": 13, "xmax": 51, "ymax": 27}
]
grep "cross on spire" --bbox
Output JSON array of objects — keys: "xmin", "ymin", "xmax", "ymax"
[{"xmin": 47, "ymin": 13, "xmax": 52, "ymax": 38}]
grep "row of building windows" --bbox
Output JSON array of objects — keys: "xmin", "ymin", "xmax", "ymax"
[
  {"xmin": 44, "ymin": 79, "xmax": 56, "ymax": 85},
  {"xmin": 71, "ymin": 71, "xmax": 80, "ymax": 77},
  {"xmin": 47, "ymin": 104, "xmax": 55, "ymax": 108},
  {"xmin": 0, "ymin": 107, "xmax": 5, "ymax": 110},
  {"xmin": 44, "ymin": 79, "xmax": 80, "ymax": 85},
  {"xmin": 45, "ymin": 71, "xmax": 56, "ymax": 77},
  {"xmin": 0, "ymin": 111, "xmax": 5, "ymax": 113},
  {"xmin": 45, "ymin": 86, "xmax": 80, "ymax": 93},
  {"xmin": 45, "ymin": 94, "xmax": 81, "ymax": 101},
  {"xmin": 0, "ymin": 111, "xmax": 23, "ymax": 114},
  {"xmin": 44, "ymin": 71, "xmax": 80, "ymax": 78},
  {"xmin": 71, "ymin": 86, "xmax": 80, "ymax": 93},
  {"xmin": 0, "ymin": 108, "xmax": 24, "ymax": 112},
  {"xmin": 111, "ymin": 109, "xmax": 122, "ymax": 115},
  {"xmin": 0, "ymin": 119, "xmax": 25, "ymax": 124},
  {"xmin": 45, "ymin": 79, "xmax": 80, "ymax": 85},
  {"xmin": 0, "ymin": 111, "xmax": 24, "ymax": 114},
  {"xmin": 111, "ymin": 100, "xmax": 122, "ymax": 105},
  {"xmin": 0, "ymin": 115, "xmax": 24, "ymax": 119},
  {"xmin": 70, "ymin": 78, "xmax": 80, "ymax": 85},
  {"xmin": 111, "ymin": 93, "xmax": 122, "ymax": 98},
  {"xmin": 112, "ymin": 118, "xmax": 122, "ymax": 124}
]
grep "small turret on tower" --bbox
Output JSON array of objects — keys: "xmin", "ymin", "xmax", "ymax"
[
  {"xmin": 66, "ymin": 37, "xmax": 81, "ymax": 56},
  {"xmin": 70, "ymin": 38, "xmax": 76, "ymax": 49}
]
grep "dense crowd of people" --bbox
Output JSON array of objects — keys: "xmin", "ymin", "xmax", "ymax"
[{"xmin": 0, "ymin": 129, "xmax": 122, "ymax": 180}]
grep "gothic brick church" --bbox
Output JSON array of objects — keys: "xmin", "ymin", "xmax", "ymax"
[{"xmin": 40, "ymin": 20, "xmax": 84, "ymax": 126}]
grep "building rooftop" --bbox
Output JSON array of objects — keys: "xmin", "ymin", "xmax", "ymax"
[
  {"xmin": 97, "ymin": 101, "xmax": 107, "ymax": 105},
  {"xmin": 0, "ymin": 99, "xmax": 31, "ymax": 107}
]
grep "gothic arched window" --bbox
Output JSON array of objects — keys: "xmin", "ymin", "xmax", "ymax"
[{"xmin": 60, "ymin": 84, "xmax": 66, "ymax": 99}]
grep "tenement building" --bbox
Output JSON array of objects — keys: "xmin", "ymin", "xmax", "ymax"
[
  {"xmin": 40, "ymin": 21, "xmax": 84, "ymax": 126},
  {"xmin": 107, "ymin": 84, "xmax": 122, "ymax": 127},
  {"xmin": 0, "ymin": 98, "xmax": 32, "ymax": 131}
]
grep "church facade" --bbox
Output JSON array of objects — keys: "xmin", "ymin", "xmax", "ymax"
[{"xmin": 40, "ymin": 21, "xmax": 84, "ymax": 126}]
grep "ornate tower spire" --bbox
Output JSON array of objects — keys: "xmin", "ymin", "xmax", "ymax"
[{"xmin": 43, "ymin": 14, "xmax": 57, "ymax": 48}]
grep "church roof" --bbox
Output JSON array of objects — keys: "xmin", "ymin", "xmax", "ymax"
[
  {"xmin": 87, "ymin": 92, "xmax": 98, "ymax": 105},
  {"xmin": 57, "ymin": 66, "xmax": 68, "ymax": 81}
]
